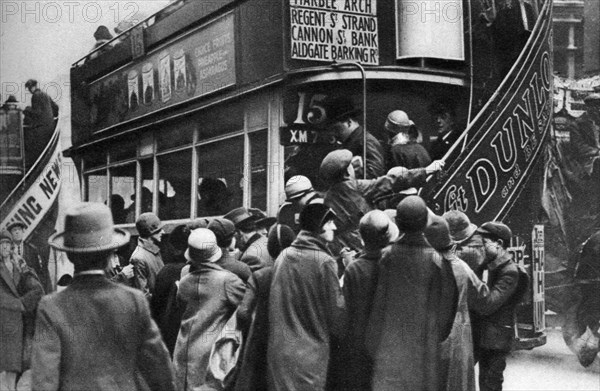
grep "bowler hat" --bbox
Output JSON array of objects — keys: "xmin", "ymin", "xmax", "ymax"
[
  {"xmin": 323, "ymin": 96, "xmax": 361, "ymax": 124},
  {"xmin": 477, "ymin": 221, "xmax": 512, "ymax": 244},
  {"xmin": 299, "ymin": 203, "xmax": 336, "ymax": 233},
  {"xmin": 136, "ymin": 213, "xmax": 163, "ymax": 238},
  {"xmin": 320, "ymin": 149, "xmax": 353, "ymax": 183},
  {"xmin": 442, "ymin": 210, "xmax": 478, "ymax": 243},
  {"xmin": 385, "ymin": 110, "xmax": 414, "ymax": 134},
  {"xmin": 0, "ymin": 229, "xmax": 12, "ymax": 243},
  {"xmin": 48, "ymin": 202, "xmax": 130, "ymax": 253},
  {"xmin": 267, "ymin": 224, "xmax": 296, "ymax": 258},
  {"xmin": 5, "ymin": 95, "xmax": 18, "ymax": 104},
  {"xmin": 424, "ymin": 214, "xmax": 453, "ymax": 251},
  {"xmin": 25, "ymin": 79, "xmax": 37, "ymax": 89},
  {"xmin": 395, "ymin": 195, "xmax": 429, "ymax": 233},
  {"xmin": 359, "ymin": 210, "xmax": 400, "ymax": 250},
  {"xmin": 285, "ymin": 175, "xmax": 314, "ymax": 200},
  {"xmin": 7, "ymin": 221, "xmax": 27, "ymax": 231},
  {"xmin": 208, "ymin": 218, "xmax": 236, "ymax": 248},
  {"xmin": 184, "ymin": 228, "xmax": 222, "ymax": 263},
  {"xmin": 224, "ymin": 207, "xmax": 258, "ymax": 231}
]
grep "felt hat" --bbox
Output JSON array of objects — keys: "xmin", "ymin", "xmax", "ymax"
[
  {"xmin": 442, "ymin": 210, "xmax": 478, "ymax": 243},
  {"xmin": 299, "ymin": 203, "xmax": 336, "ymax": 233},
  {"xmin": 5, "ymin": 95, "xmax": 18, "ymax": 104},
  {"xmin": 285, "ymin": 175, "xmax": 314, "ymax": 200},
  {"xmin": 185, "ymin": 228, "xmax": 222, "ymax": 263},
  {"xmin": 224, "ymin": 207, "xmax": 258, "ymax": 231},
  {"xmin": 0, "ymin": 229, "xmax": 12, "ymax": 243},
  {"xmin": 477, "ymin": 221, "xmax": 512, "ymax": 244},
  {"xmin": 395, "ymin": 195, "xmax": 429, "ymax": 233},
  {"xmin": 323, "ymin": 96, "xmax": 361, "ymax": 124},
  {"xmin": 25, "ymin": 79, "xmax": 37, "ymax": 89},
  {"xmin": 48, "ymin": 202, "xmax": 130, "ymax": 253},
  {"xmin": 135, "ymin": 213, "xmax": 163, "ymax": 238},
  {"xmin": 267, "ymin": 224, "xmax": 296, "ymax": 258},
  {"xmin": 208, "ymin": 218, "xmax": 236, "ymax": 248},
  {"xmin": 249, "ymin": 208, "xmax": 277, "ymax": 230},
  {"xmin": 424, "ymin": 214, "xmax": 453, "ymax": 251},
  {"xmin": 385, "ymin": 110, "xmax": 414, "ymax": 134},
  {"xmin": 6, "ymin": 221, "xmax": 27, "ymax": 231},
  {"xmin": 94, "ymin": 25, "xmax": 113, "ymax": 41},
  {"xmin": 359, "ymin": 210, "xmax": 400, "ymax": 250},
  {"xmin": 320, "ymin": 149, "xmax": 353, "ymax": 183}
]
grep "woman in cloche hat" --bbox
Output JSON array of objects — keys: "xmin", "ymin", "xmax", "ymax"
[{"xmin": 32, "ymin": 202, "xmax": 175, "ymax": 391}]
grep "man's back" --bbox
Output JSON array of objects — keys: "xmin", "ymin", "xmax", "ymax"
[{"xmin": 32, "ymin": 274, "xmax": 175, "ymax": 391}]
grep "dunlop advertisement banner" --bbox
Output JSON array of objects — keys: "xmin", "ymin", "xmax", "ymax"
[{"xmin": 421, "ymin": 1, "xmax": 553, "ymax": 224}]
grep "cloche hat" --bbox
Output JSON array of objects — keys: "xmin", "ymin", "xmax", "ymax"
[{"xmin": 185, "ymin": 228, "xmax": 222, "ymax": 263}]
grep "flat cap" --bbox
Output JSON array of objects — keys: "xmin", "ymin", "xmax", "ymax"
[
  {"xmin": 320, "ymin": 149, "xmax": 353, "ymax": 183},
  {"xmin": 477, "ymin": 221, "xmax": 512, "ymax": 244}
]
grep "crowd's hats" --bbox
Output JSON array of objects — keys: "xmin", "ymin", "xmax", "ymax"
[
  {"xmin": 6, "ymin": 221, "xmax": 27, "ymax": 231},
  {"xmin": 0, "ymin": 229, "xmax": 12, "ymax": 243},
  {"xmin": 25, "ymin": 79, "xmax": 37, "ymax": 89},
  {"xmin": 188, "ymin": 218, "xmax": 210, "ymax": 230},
  {"xmin": 5, "ymin": 95, "xmax": 18, "ymax": 104},
  {"xmin": 48, "ymin": 202, "xmax": 130, "ymax": 253},
  {"xmin": 320, "ymin": 149, "xmax": 353, "ymax": 183},
  {"xmin": 442, "ymin": 210, "xmax": 477, "ymax": 244},
  {"xmin": 395, "ymin": 195, "xmax": 429, "ymax": 233},
  {"xmin": 170, "ymin": 224, "xmax": 191, "ymax": 251},
  {"xmin": 184, "ymin": 228, "xmax": 222, "ymax": 263},
  {"xmin": 584, "ymin": 93, "xmax": 600, "ymax": 107},
  {"xmin": 323, "ymin": 96, "xmax": 361, "ymax": 124},
  {"xmin": 477, "ymin": 221, "xmax": 512, "ymax": 244},
  {"xmin": 384, "ymin": 110, "xmax": 414, "ymax": 134},
  {"xmin": 94, "ymin": 25, "xmax": 113, "ymax": 41},
  {"xmin": 224, "ymin": 207, "xmax": 258, "ymax": 231},
  {"xmin": 285, "ymin": 175, "xmax": 314, "ymax": 201},
  {"xmin": 249, "ymin": 208, "xmax": 277, "ymax": 230},
  {"xmin": 424, "ymin": 214, "xmax": 453, "ymax": 251},
  {"xmin": 299, "ymin": 203, "xmax": 336, "ymax": 233},
  {"xmin": 208, "ymin": 218, "xmax": 236, "ymax": 248},
  {"xmin": 136, "ymin": 212, "xmax": 163, "ymax": 238},
  {"xmin": 359, "ymin": 210, "xmax": 400, "ymax": 250},
  {"xmin": 267, "ymin": 223, "xmax": 296, "ymax": 258}
]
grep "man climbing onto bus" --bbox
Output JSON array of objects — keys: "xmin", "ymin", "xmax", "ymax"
[
  {"xmin": 23, "ymin": 79, "xmax": 58, "ymax": 129},
  {"xmin": 323, "ymin": 96, "xmax": 386, "ymax": 179}
]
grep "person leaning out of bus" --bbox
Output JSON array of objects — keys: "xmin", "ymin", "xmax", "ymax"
[
  {"xmin": 0, "ymin": 229, "xmax": 44, "ymax": 391},
  {"xmin": 319, "ymin": 148, "xmax": 444, "ymax": 260},
  {"xmin": 471, "ymin": 222, "xmax": 526, "ymax": 391},
  {"xmin": 323, "ymin": 96, "xmax": 386, "ymax": 179}
]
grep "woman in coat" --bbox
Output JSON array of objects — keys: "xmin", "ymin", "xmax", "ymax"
[{"xmin": 173, "ymin": 228, "xmax": 245, "ymax": 391}]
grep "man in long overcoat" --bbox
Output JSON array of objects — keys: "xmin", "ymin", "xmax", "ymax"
[
  {"xmin": 32, "ymin": 203, "xmax": 175, "ymax": 391},
  {"xmin": 365, "ymin": 196, "xmax": 457, "ymax": 391},
  {"xmin": 267, "ymin": 203, "xmax": 347, "ymax": 391},
  {"xmin": 1, "ymin": 229, "xmax": 44, "ymax": 390}
]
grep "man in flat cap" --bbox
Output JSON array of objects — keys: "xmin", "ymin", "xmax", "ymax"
[
  {"xmin": 324, "ymin": 96, "xmax": 386, "ymax": 179},
  {"xmin": 320, "ymin": 148, "xmax": 443, "ymax": 255},
  {"xmin": 33, "ymin": 202, "xmax": 175, "ymax": 391}
]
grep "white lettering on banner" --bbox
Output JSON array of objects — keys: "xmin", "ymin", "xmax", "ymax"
[
  {"xmin": 1, "ymin": 146, "xmax": 62, "ymax": 241},
  {"xmin": 532, "ymin": 225, "xmax": 545, "ymax": 332},
  {"xmin": 290, "ymin": 0, "xmax": 379, "ymax": 65}
]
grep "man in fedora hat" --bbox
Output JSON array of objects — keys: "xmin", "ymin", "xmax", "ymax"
[
  {"xmin": 330, "ymin": 210, "xmax": 400, "ymax": 390},
  {"xmin": 268, "ymin": 203, "xmax": 347, "ymax": 391},
  {"xmin": 130, "ymin": 212, "xmax": 165, "ymax": 299},
  {"xmin": 32, "ymin": 202, "xmax": 175, "ymax": 391},
  {"xmin": 443, "ymin": 210, "xmax": 487, "ymax": 276},
  {"xmin": 224, "ymin": 207, "xmax": 272, "ymax": 272},
  {"xmin": 173, "ymin": 228, "xmax": 245, "ymax": 391},
  {"xmin": 365, "ymin": 196, "xmax": 457, "ymax": 391},
  {"xmin": 320, "ymin": 148, "xmax": 444, "ymax": 255},
  {"xmin": 7, "ymin": 221, "xmax": 49, "ymax": 291},
  {"xmin": 0, "ymin": 229, "xmax": 43, "ymax": 391},
  {"xmin": 323, "ymin": 96, "xmax": 386, "ymax": 179}
]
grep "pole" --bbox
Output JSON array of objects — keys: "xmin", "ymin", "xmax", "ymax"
[{"xmin": 331, "ymin": 62, "xmax": 367, "ymax": 179}]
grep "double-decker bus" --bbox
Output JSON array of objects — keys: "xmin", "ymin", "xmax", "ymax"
[{"xmin": 68, "ymin": 0, "xmax": 552, "ymax": 347}]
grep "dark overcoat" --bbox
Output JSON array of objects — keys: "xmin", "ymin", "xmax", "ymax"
[
  {"xmin": 240, "ymin": 234, "xmax": 273, "ymax": 272},
  {"xmin": 267, "ymin": 231, "xmax": 347, "ymax": 391},
  {"xmin": 31, "ymin": 273, "xmax": 175, "ymax": 391}
]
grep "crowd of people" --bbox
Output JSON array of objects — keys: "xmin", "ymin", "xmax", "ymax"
[{"xmin": 1, "ymin": 158, "xmax": 529, "ymax": 391}]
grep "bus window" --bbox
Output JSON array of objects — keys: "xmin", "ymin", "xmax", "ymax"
[
  {"xmin": 158, "ymin": 149, "xmax": 192, "ymax": 220},
  {"xmin": 85, "ymin": 171, "xmax": 108, "ymax": 204},
  {"xmin": 249, "ymin": 130, "xmax": 268, "ymax": 211},
  {"xmin": 110, "ymin": 164, "xmax": 136, "ymax": 224},
  {"xmin": 136, "ymin": 159, "xmax": 155, "ymax": 219},
  {"xmin": 197, "ymin": 136, "xmax": 243, "ymax": 217}
]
